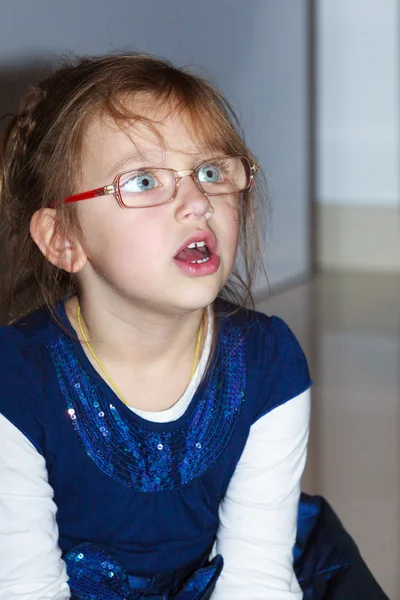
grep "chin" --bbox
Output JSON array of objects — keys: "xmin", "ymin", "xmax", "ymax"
[{"xmin": 171, "ymin": 283, "xmax": 222, "ymax": 314}]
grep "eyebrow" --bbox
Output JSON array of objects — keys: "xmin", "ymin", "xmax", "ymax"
[
  {"xmin": 107, "ymin": 149, "xmax": 224, "ymax": 179},
  {"xmin": 106, "ymin": 151, "xmax": 149, "ymax": 178}
]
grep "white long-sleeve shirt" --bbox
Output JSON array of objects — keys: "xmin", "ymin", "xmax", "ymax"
[{"xmin": 0, "ymin": 311, "xmax": 310, "ymax": 599}]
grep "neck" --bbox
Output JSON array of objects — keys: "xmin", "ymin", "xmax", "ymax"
[{"xmin": 65, "ymin": 293, "xmax": 205, "ymax": 376}]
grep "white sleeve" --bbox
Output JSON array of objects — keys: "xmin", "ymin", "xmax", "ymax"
[
  {"xmin": 210, "ymin": 389, "xmax": 311, "ymax": 600},
  {"xmin": 0, "ymin": 414, "xmax": 71, "ymax": 600}
]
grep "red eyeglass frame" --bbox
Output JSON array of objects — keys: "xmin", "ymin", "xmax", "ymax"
[{"xmin": 48, "ymin": 155, "xmax": 259, "ymax": 209}]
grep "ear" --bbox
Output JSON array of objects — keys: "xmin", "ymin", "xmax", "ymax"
[{"xmin": 30, "ymin": 208, "xmax": 87, "ymax": 273}]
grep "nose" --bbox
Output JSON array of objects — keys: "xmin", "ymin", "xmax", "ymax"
[{"xmin": 174, "ymin": 172, "xmax": 214, "ymax": 222}]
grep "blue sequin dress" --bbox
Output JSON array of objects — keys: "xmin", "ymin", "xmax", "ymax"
[{"xmin": 0, "ymin": 301, "xmax": 388, "ymax": 599}]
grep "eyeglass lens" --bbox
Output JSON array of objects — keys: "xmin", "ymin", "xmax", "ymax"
[{"xmin": 118, "ymin": 156, "xmax": 251, "ymax": 207}]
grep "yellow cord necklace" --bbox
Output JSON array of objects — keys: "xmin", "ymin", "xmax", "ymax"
[{"xmin": 77, "ymin": 304, "xmax": 203, "ymax": 407}]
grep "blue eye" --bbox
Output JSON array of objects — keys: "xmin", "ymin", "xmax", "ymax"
[
  {"xmin": 198, "ymin": 165, "xmax": 220, "ymax": 184},
  {"xmin": 121, "ymin": 173, "xmax": 157, "ymax": 193}
]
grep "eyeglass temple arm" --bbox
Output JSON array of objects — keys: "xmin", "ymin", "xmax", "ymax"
[{"xmin": 48, "ymin": 184, "xmax": 115, "ymax": 208}]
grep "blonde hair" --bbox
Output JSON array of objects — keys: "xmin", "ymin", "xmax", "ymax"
[{"xmin": 0, "ymin": 53, "xmax": 267, "ymax": 323}]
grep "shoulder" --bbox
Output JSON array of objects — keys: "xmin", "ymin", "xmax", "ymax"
[
  {"xmin": 216, "ymin": 298, "xmax": 304, "ymax": 354},
  {"xmin": 216, "ymin": 299, "xmax": 312, "ymax": 421},
  {"xmin": 0, "ymin": 305, "xmax": 57, "ymax": 373},
  {"xmin": 0, "ymin": 320, "xmax": 43, "ymax": 380},
  {"xmin": 0, "ymin": 306, "xmax": 58, "ymax": 455}
]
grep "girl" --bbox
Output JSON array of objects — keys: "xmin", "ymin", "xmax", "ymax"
[{"xmin": 0, "ymin": 54, "xmax": 388, "ymax": 600}]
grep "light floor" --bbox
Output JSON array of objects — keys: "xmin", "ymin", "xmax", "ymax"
[{"xmin": 256, "ymin": 272, "xmax": 400, "ymax": 599}]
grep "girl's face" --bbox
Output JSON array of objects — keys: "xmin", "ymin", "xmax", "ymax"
[{"xmin": 74, "ymin": 106, "xmax": 240, "ymax": 315}]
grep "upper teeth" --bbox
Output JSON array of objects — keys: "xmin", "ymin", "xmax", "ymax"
[{"xmin": 187, "ymin": 241, "xmax": 206, "ymax": 249}]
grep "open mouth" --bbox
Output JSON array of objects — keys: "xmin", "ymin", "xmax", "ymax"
[
  {"xmin": 173, "ymin": 231, "xmax": 220, "ymax": 276},
  {"xmin": 174, "ymin": 241, "xmax": 211, "ymax": 264}
]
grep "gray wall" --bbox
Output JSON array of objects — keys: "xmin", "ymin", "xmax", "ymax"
[
  {"xmin": 317, "ymin": 0, "xmax": 399, "ymax": 207},
  {"xmin": 0, "ymin": 0, "xmax": 311, "ymax": 294},
  {"xmin": 315, "ymin": 0, "xmax": 400, "ymax": 274}
]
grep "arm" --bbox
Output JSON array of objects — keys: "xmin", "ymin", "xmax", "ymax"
[
  {"xmin": 0, "ymin": 414, "xmax": 70, "ymax": 600},
  {"xmin": 210, "ymin": 390, "xmax": 310, "ymax": 599}
]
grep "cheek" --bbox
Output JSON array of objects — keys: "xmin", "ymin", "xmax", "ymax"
[
  {"xmin": 79, "ymin": 206, "xmax": 167, "ymax": 272},
  {"xmin": 216, "ymin": 197, "xmax": 240, "ymax": 245},
  {"xmin": 78, "ymin": 207, "xmax": 120, "ymax": 259}
]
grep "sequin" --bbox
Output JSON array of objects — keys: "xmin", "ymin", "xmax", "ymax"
[
  {"xmin": 64, "ymin": 542, "xmax": 223, "ymax": 600},
  {"xmin": 64, "ymin": 543, "xmax": 129, "ymax": 599},
  {"xmin": 48, "ymin": 329, "xmax": 246, "ymax": 492}
]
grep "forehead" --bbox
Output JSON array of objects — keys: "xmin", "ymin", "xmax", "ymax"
[{"xmin": 81, "ymin": 99, "xmax": 219, "ymax": 178}]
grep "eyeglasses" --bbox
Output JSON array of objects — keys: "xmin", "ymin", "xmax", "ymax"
[{"xmin": 54, "ymin": 155, "xmax": 258, "ymax": 209}]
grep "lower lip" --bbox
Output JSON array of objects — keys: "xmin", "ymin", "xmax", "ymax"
[{"xmin": 173, "ymin": 253, "xmax": 220, "ymax": 277}]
